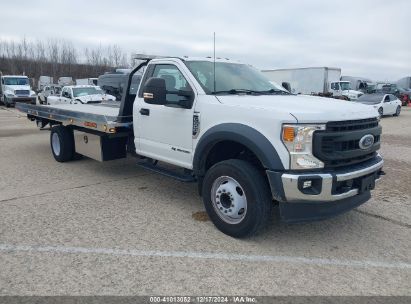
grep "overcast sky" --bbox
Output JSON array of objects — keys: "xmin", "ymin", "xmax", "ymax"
[{"xmin": 1, "ymin": 0, "xmax": 410, "ymax": 81}]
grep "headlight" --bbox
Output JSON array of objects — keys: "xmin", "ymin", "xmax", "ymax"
[{"xmin": 282, "ymin": 124, "xmax": 325, "ymax": 170}]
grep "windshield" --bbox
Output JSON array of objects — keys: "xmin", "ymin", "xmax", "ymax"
[
  {"xmin": 185, "ymin": 61, "xmax": 287, "ymax": 95},
  {"xmin": 356, "ymin": 94, "xmax": 383, "ymax": 104},
  {"xmin": 340, "ymin": 82, "xmax": 351, "ymax": 90},
  {"xmin": 3, "ymin": 77, "xmax": 29, "ymax": 86},
  {"xmin": 72, "ymin": 87, "xmax": 104, "ymax": 97}
]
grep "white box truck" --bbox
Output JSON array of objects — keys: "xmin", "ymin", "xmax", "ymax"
[
  {"xmin": 58, "ymin": 77, "xmax": 74, "ymax": 86},
  {"xmin": 16, "ymin": 55, "xmax": 384, "ymax": 237},
  {"xmin": 76, "ymin": 78, "xmax": 98, "ymax": 86},
  {"xmin": 37, "ymin": 76, "xmax": 53, "ymax": 92},
  {"xmin": 262, "ymin": 67, "xmax": 363, "ymax": 100}
]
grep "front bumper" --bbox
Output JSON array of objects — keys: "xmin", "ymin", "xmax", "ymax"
[
  {"xmin": 6, "ymin": 96, "xmax": 36, "ymax": 104},
  {"xmin": 267, "ymin": 155, "xmax": 384, "ymax": 222}
]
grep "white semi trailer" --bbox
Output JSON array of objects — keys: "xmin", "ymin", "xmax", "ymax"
[
  {"xmin": 396, "ymin": 76, "xmax": 411, "ymax": 90},
  {"xmin": 262, "ymin": 67, "xmax": 363, "ymax": 100}
]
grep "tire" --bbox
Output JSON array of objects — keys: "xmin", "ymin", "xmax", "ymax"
[
  {"xmin": 378, "ymin": 107, "xmax": 383, "ymax": 117},
  {"xmin": 202, "ymin": 159, "xmax": 273, "ymax": 238},
  {"xmin": 394, "ymin": 106, "xmax": 401, "ymax": 117},
  {"xmin": 50, "ymin": 125, "xmax": 75, "ymax": 162}
]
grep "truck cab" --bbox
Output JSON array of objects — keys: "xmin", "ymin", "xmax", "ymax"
[
  {"xmin": 16, "ymin": 55, "xmax": 385, "ymax": 238},
  {"xmin": 329, "ymin": 81, "xmax": 364, "ymax": 100},
  {"xmin": 0, "ymin": 75, "xmax": 36, "ymax": 107}
]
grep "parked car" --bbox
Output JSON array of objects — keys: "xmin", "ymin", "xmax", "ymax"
[
  {"xmin": 397, "ymin": 87, "xmax": 411, "ymax": 106},
  {"xmin": 47, "ymin": 85, "xmax": 116, "ymax": 105},
  {"xmin": 356, "ymin": 94, "xmax": 401, "ymax": 117},
  {"xmin": 37, "ymin": 85, "xmax": 62, "ymax": 104}
]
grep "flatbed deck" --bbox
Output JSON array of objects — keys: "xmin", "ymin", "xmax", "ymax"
[{"xmin": 16, "ymin": 102, "xmax": 133, "ymax": 134}]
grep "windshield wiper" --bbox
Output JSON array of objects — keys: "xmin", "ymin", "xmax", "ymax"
[
  {"xmin": 256, "ymin": 88, "xmax": 290, "ymax": 95},
  {"xmin": 212, "ymin": 88, "xmax": 290, "ymax": 95},
  {"xmin": 212, "ymin": 89, "xmax": 261, "ymax": 95}
]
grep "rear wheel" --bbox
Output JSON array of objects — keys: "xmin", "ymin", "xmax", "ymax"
[
  {"xmin": 50, "ymin": 125, "xmax": 75, "ymax": 162},
  {"xmin": 202, "ymin": 159, "xmax": 273, "ymax": 238},
  {"xmin": 394, "ymin": 106, "xmax": 401, "ymax": 116}
]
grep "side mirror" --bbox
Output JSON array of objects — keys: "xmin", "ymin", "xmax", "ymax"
[
  {"xmin": 282, "ymin": 82, "xmax": 291, "ymax": 92},
  {"xmin": 143, "ymin": 77, "xmax": 166, "ymax": 105},
  {"xmin": 176, "ymin": 90, "xmax": 194, "ymax": 109}
]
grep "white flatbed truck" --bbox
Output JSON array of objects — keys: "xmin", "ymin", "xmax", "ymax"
[{"xmin": 16, "ymin": 55, "xmax": 385, "ymax": 237}]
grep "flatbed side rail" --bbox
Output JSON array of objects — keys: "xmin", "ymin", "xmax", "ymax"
[{"xmin": 15, "ymin": 103, "xmax": 133, "ymax": 134}]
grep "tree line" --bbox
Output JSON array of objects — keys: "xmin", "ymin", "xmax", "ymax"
[{"xmin": 0, "ymin": 38, "xmax": 131, "ymax": 86}]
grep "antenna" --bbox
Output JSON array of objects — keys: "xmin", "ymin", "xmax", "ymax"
[{"xmin": 213, "ymin": 32, "xmax": 216, "ymax": 93}]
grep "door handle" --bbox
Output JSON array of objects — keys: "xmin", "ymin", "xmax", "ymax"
[{"xmin": 139, "ymin": 108, "xmax": 150, "ymax": 116}]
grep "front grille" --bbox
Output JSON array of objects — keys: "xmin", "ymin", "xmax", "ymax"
[
  {"xmin": 313, "ymin": 118, "xmax": 381, "ymax": 168},
  {"xmin": 326, "ymin": 118, "xmax": 379, "ymax": 132},
  {"xmin": 15, "ymin": 90, "xmax": 30, "ymax": 96}
]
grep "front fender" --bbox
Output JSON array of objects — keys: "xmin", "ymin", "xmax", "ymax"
[{"xmin": 193, "ymin": 123, "xmax": 284, "ymax": 176}]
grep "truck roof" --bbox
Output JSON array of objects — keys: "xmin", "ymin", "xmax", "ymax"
[
  {"xmin": 145, "ymin": 56, "xmax": 241, "ymax": 64},
  {"xmin": 3, "ymin": 75, "xmax": 29, "ymax": 78},
  {"xmin": 134, "ymin": 53, "xmax": 241, "ymax": 63},
  {"xmin": 261, "ymin": 67, "xmax": 341, "ymax": 72}
]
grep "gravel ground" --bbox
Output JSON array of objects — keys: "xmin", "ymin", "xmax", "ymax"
[{"xmin": 0, "ymin": 105, "xmax": 410, "ymax": 296}]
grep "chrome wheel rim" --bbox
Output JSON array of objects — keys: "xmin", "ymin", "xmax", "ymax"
[
  {"xmin": 52, "ymin": 133, "xmax": 61, "ymax": 156},
  {"xmin": 211, "ymin": 176, "xmax": 247, "ymax": 224}
]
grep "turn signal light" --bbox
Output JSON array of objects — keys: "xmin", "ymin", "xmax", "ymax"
[{"xmin": 283, "ymin": 126, "xmax": 295, "ymax": 142}]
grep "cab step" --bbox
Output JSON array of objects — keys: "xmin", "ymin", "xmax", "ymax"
[{"xmin": 137, "ymin": 161, "xmax": 196, "ymax": 182}]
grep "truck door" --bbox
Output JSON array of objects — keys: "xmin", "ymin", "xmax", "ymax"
[
  {"xmin": 134, "ymin": 62, "xmax": 196, "ymax": 169},
  {"xmin": 382, "ymin": 95, "xmax": 394, "ymax": 113},
  {"xmin": 330, "ymin": 82, "xmax": 341, "ymax": 97},
  {"xmin": 388, "ymin": 94, "xmax": 398, "ymax": 114}
]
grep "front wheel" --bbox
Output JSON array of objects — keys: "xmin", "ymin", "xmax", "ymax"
[
  {"xmin": 378, "ymin": 107, "xmax": 383, "ymax": 117},
  {"xmin": 202, "ymin": 159, "xmax": 273, "ymax": 238},
  {"xmin": 394, "ymin": 106, "xmax": 401, "ymax": 116}
]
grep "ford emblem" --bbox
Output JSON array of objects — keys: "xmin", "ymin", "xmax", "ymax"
[{"xmin": 359, "ymin": 134, "xmax": 374, "ymax": 150}]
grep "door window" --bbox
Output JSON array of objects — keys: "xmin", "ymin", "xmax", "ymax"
[
  {"xmin": 384, "ymin": 95, "xmax": 390, "ymax": 102},
  {"xmin": 331, "ymin": 82, "xmax": 339, "ymax": 90},
  {"xmin": 152, "ymin": 64, "xmax": 193, "ymax": 104},
  {"xmin": 389, "ymin": 95, "xmax": 397, "ymax": 101}
]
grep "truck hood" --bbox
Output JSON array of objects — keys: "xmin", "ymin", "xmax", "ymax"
[
  {"xmin": 76, "ymin": 94, "xmax": 116, "ymax": 103},
  {"xmin": 216, "ymin": 94, "xmax": 378, "ymax": 122}
]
